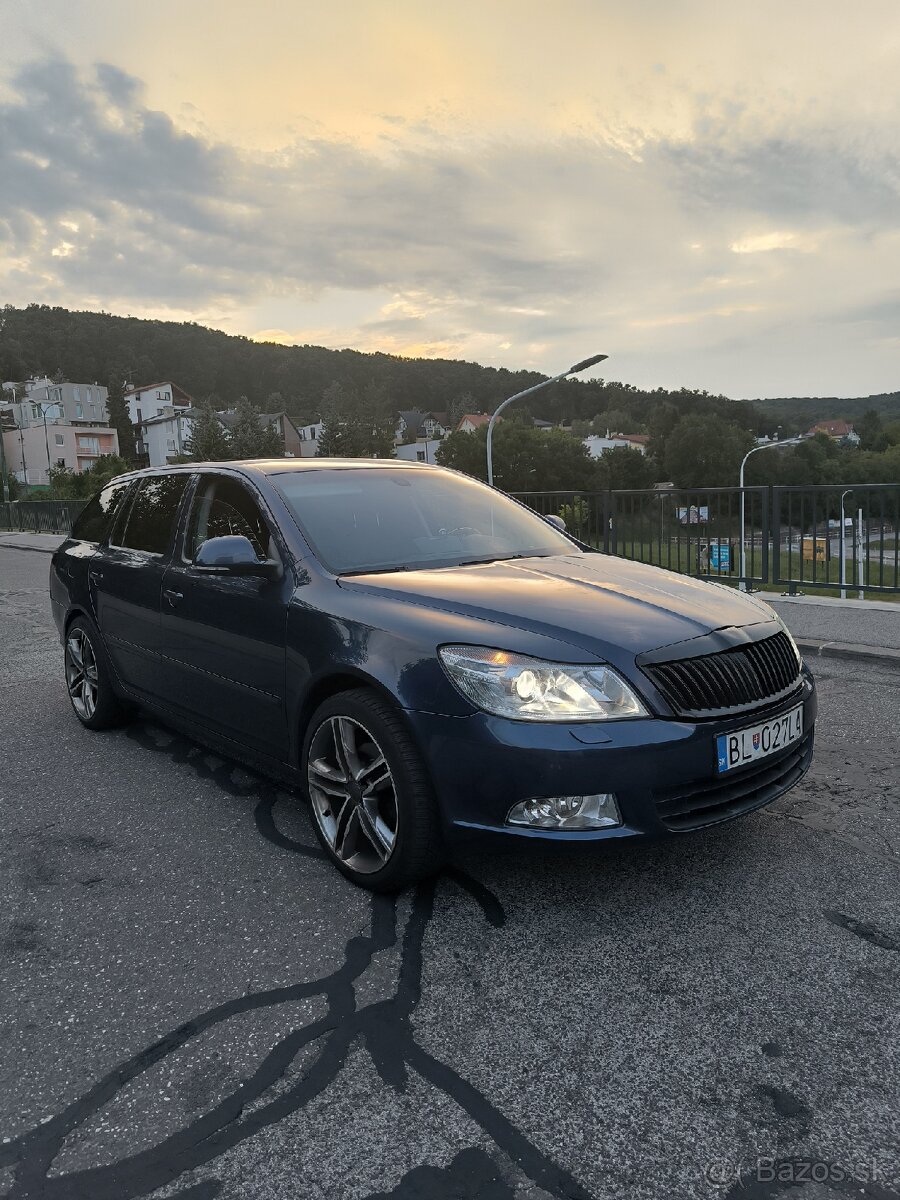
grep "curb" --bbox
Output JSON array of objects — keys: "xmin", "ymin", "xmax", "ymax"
[
  {"xmin": 795, "ymin": 638, "xmax": 900, "ymax": 667},
  {"xmin": 0, "ymin": 540, "xmax": 60, "ymax": 555}
]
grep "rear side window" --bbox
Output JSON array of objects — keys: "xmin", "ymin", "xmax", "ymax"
[
  {"xmin": 117, "ymin": 474, "xmax": 190, "ymax": 555},
  {"xmin": 70, "ymin": 480, "xmax": 133, "ymax": 543}
]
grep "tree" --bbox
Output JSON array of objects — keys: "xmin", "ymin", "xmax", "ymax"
[
  {"xmin": 662, "ymin": 416, "xmax": 754, "ymax": 488},
  {"xmin": 594, "ymin": 446, "xmax": 653, "ymax": 490},
  {"xmin": 316, "ymin": 381, "xmax": 365, "ymax": 457},
  {"xmin": 593, "ymin": 408, "xmax": 632, "ymax": 434},
  {"xmin": 185, "ymin": 402, "xmax": 230, "ymax": 461},
  {"xmin": 105, "ymin": 371, "xmax": 137, "ymax": 463},
  {"xmin": 229, "ymin": 396, "xmax": 283, "ymax": 459},
  {"xmin": 46, "ymin": 454, "xmax": 130, "ymax": 499},
  {"xmin": 856, "ymin": 408, "xmax": 887, "ymax": 452},
  {"xmin": 447, "ymin": 392, "xmax": 474, "ymax": 433},
  {"xmin": 356, "ymin": 382, "xmax": 396, "ymax": 457},
  {"xmin": 647, "ymin": 402, "xmax": 680, "ymax": 468},
  {"xmin": 437, "ymin": 424, "xmax": 595, "ymax": 492}
]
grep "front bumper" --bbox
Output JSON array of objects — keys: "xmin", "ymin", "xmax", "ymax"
[{"xmin": 406, "ymin": 672, "xmax": 816, "ymax": 842}]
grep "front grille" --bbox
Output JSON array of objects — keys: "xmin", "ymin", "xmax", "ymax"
[
  {"xmin": 641, "ymin": 631, "xmax": 801, "ymax": 719},
  {"xmin": 655, "ymin": 731, "xmax": 813, "ymax": 831}
]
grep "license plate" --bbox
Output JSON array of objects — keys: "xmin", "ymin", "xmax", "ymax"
[{"xmin": 716, "ymin": 704, "xmax": 803, "ymax": 773}]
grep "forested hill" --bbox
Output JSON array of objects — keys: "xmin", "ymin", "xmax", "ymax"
[
  {"xmin": 755, "ymin": 392, "xmax": 900, "ymax": 429},
  {"xmin": 2, "ymin": 304, "xmax": 894, "ymax": 432},
  {"xmin": 0, "ymin": 304, "xmax": 758, "ymax": 429}
]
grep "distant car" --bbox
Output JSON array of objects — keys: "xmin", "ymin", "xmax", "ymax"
[{"xmin": 50, "ymin": 460, "xmax": 816, "ymax": 890}]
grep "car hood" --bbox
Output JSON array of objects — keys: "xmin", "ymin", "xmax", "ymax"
[{"xmin": 338, "ymin": 553, "xmax": 778, "ymax": 659}]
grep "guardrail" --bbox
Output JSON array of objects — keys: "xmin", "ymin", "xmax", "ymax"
[
  {"xmin": 513, "ymin": 483, "xmax": 899, "ymax": 596},
  {"xmin": 0, "ymin": 499, "xmax": 87, "ymax": 534}
]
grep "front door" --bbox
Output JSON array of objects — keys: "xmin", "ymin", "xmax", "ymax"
[
  {"xmin": 159, "ymin": 473, "xmax": 291, "ymax": 759},
  {"xmin": 91, "ymin": 472, "xmax": 192, "ymax": 700}
]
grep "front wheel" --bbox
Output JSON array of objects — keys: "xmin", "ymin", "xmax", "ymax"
[
  {"xmin": 64, "ymin": 617, "xmax": 130, "ymax": 730},
  {"xmin": 302, "ymin": 689, "xmax": 443, "ymax": 891}
]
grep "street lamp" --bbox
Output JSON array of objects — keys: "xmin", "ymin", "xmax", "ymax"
[
  {"xmin": 738, "ymin": 437, "xmax": 804, "ymax": 592},
  {"xmin": 486, "ymin": 353, "xmax": 608, "ymax": 487}
]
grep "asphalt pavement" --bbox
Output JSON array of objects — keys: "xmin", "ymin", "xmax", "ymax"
[{"xmin": 2, "ymin": 544, "xmax": 900, "ymax": 1200}]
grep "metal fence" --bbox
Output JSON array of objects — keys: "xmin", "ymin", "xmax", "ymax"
[
  {"xmin": 0, "ymin": 499, "xmax": 87, "ymax": 534},
  {"xmin": 2, "ymin": 485, "xmax": 898, "ymax": 597},
  {"xmin": 514, "ymin": 483, "xmax": 900, "ymax": 597}
]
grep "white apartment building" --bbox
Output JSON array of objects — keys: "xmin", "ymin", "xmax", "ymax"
[
  {"xmin": 394, "ymin": 439, "xmax": 442, "ymax": 465},
  {"xmin": 140, "ymin": 407, "xmax": 198, "ymax": 467},
  {"xmin": 296, "ymin": 421, "xmax": 323, "ymax": 458}
]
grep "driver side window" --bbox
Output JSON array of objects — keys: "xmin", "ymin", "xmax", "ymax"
[{"xmin": 186, "ymin": 476, "xmax": 273, "ymax": 562}]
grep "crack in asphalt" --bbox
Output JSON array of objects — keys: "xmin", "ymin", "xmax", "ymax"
[{"xmin": 1, "ymin": 721, "xmax": 591, "ymax": 1200}]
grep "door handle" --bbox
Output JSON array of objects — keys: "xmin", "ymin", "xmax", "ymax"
[
  {"xmin": 88, "ymin": 567, "xmax": 104, "ymax": 581},
  {"xmin": 163, "ymin": 589, "xmax": 184, "ymax": 607}
]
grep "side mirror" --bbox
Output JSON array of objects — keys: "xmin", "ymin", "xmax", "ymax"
[
  {"xmin": 194, "ymin": 535, "xmax": 280, "ymax": 578},
  {"xmin": 543, "ymin": 513, "xmax": 567, "ymax": 532}
]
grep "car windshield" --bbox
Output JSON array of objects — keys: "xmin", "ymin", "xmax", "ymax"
[{"xmin": 271, "ymin": 467, "xmax": 579, "ymax": 575}]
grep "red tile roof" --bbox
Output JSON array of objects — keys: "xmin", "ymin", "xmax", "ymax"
[{"xmin": 808, "ymin": 419, "xmax": 854, "ymax": 437}]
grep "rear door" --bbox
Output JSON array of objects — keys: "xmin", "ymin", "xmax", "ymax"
[
  {"xmin": 91, "ymin": 472, "xmax": 192, "ymax": 700},
  {"xmin": 159, "ymin": 472, "xmax": 291, "ymax": 759}
]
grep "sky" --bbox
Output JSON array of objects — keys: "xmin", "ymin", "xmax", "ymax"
[{"xmin": 1, "ymin": 0, "xmax": 899, "ymax": 399}]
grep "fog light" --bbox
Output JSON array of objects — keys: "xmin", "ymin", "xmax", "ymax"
[{"xmin": 506, "ymin": 793, "xmax": 621, "ymax": 830}]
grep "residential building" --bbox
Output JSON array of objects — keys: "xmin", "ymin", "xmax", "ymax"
[
  {"xmin": 1, "ymin": 377, "xmax": 118, "ymax": 485},
  {"xmin": 456, "ymin": 413, "xmax": 493, "ymax": 433},
  {"xmin": 396, "ymin": 411, "xmax": 450, "ymax": 442},
  {"xmin": 807, "ymin": 419, "xmax": 860, "ymax": 445},
  {"xmin": 139, "ymin": 406, "xmax": 198, "ymax": 467},
  {"xmin": 395, "ymin": 439, "xmax": 442, "ymax": 465},
  {"xmin": 124, "ymin": 381, "xmax": 194, "ymax": 459},
  {"xmin": 297, "ymin": 421, "xmax": 324, "ymax": 457},
  {"xmin": 124, "ymin": 381, "xmax": 194, "ymax": 425},
  {"xmin": 583, "ymin": 431, "xmax": 648, "ymax": 458},
  {"xmin": 216, "ymin": 410, "xmax": 303, "ymax": 456}
]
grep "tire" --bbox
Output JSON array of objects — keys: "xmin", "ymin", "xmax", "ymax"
[
  {"xmin": 64, "ymin": 616, "xmax": 130, "ymax": 731},
  {"xmin": 302, "ymin": 688, "xmax": 444, "ymax": 891}
]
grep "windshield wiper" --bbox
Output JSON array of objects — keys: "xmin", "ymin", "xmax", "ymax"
[
  {"xmin": 455, "ymin": 553, "xmax": 548, "ymax": 567},
  {"xmin": 339, "ymin": 565, "xmax": 413, "ymax": 577}
]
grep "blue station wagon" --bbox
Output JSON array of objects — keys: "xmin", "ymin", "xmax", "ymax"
[{"xmin": 50, "ymin": 459, "xmax": 816, "ymax": 890}]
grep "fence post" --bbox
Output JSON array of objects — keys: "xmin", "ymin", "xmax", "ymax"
[
  {"xmin": 604, "ymin": 489, "xmax": 613, "ymax": 554},
  {"xmin": 761, "ymin": 485, "xmax": 772, "ymax": 586}
]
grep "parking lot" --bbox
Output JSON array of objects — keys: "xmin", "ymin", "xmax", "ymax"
[{"xmin": 2, "ymin": 542, "xmax": 899, "ymax": 1200}]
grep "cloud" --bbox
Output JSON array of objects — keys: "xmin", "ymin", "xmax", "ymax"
[{"xmin": 0, "ymin": 54, "xmax": 899, "ymax": 396}]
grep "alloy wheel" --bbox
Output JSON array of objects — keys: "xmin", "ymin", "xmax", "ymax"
[
  {"xmin": 65, "ymin": 629, "xmax": 99, "ymax": 721},
  {"xmin": 307, "ymin": 715, "xmax": 399, "ymax": 874}
]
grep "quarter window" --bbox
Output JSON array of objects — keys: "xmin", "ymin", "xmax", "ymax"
[
  {"xmin": 70, "ymin": 479, "xmax": 133, "ymax": 544},
  {"xmin": 117, "ymin": 474, "xmax": 190, "ymax": 555},
  {"xmin": 186, "ymin": 475, "xmax": 272, "ymax": 562}
]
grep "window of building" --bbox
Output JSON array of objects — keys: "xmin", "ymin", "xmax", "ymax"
[
  {"xmin": 75, "ymin": 402, "xmax": 83, "ymax": 418},
  {"xmin": 77, "ymin": 436, "xmax": 100, "ymax": 454},
  {"xmin": 116, "ymin": 474, "xmax": 190, "ymax": 555},
  {"xmin": 70, "ymin": 479, "xmax": 133, "ymax": 544},
  {"xmin": 416, "ymin": 450, "xmax": 426, "ymax": 462},
  {"xmin": 167, "ymin": 439, "xmax": 176, "ymax": 452},
  {"xmin": 54, "ymin": 433, "xmax": 65, "ymax": 445},
  {"xmin": 31, "ymin": 404, "xmax": 40, "ymax": 420},
  {"xmin": 74, "ymin": 387, "xmax": 81, "ymax": 403},
  {"xmin": 185, "ymin": 475, "xmax": 272, "ymax": 562},
  {"xmin": 56, "ymin": 458, "xmax": 66, "ymax": 467}
]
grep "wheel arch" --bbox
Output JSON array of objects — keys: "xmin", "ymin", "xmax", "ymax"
[{"xmin": 292, "ymin": 669, "xmax": 417, "ymax": 769}]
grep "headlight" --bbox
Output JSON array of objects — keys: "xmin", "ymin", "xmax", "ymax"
[{"xmin": 438, "ymin": 645, "xmax": 648, "ymax": 721}]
